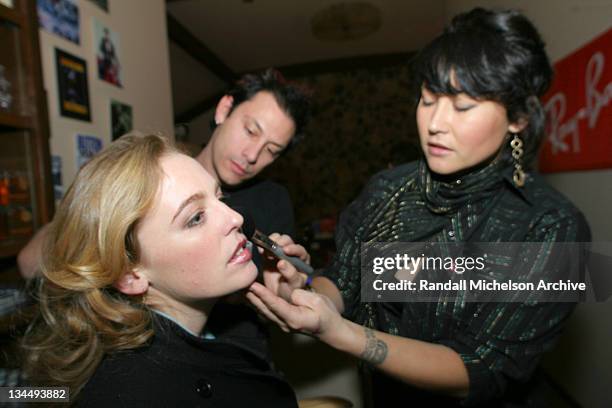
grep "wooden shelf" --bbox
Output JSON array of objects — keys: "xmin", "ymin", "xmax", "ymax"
[
  {"xmin": 0, "ymin": 3, "xmax": 24, "ymax": 27},
  {"xmin": 0, "ymin": 0, "xmax": 53, "ymax": 267},
  {"xmin": 0, "ymin": 236, "xmax": 30, "ymax": 258},
  {"xmin": 0, "ymin": 111, "xmax": 32, "ymax": 130}
]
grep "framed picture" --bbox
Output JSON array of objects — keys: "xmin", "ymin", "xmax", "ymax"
[
  {"xmin": 55, "ymin": 48, "xmax": 91, "ymax": 122},
  {"xmin": 51, "ymin": 155, "xmax": 63, "ymax": 203},
  {"xmin": 110, "ymin": 100, "xmax": 133, "ymax": 140},
  {"xmin": 76, "ymin": 134, "xmax": 102, "ymax": 169},
  {"xmin": 87, "ymin": 0, "xmax": 108, "ymax": 12},
  {"xmin": 37, "ymin": 0, "xmax": 80, "ymax": 44},
  {"xmin": 93, "ymin": 18, "xmax": 122, "ymax": 87}
]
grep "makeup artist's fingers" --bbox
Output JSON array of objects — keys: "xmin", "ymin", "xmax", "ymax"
[
  {"xmin": 267, "ymin": 233, "xmax": 311, "ymax": 263},
  {"xmin": 268, "ymin": 232, "xmax": 284, "ymax": 243},
  {"xmin": 249, "ymin": 283, "xmax": 320, "ymax": 333},
  {"xmin": 269, "ymin": 234, "xmax": 298, "ymax": 252},
  {"xmin": 276, "ymin": 260, "xmax": 308, "ymax": 290},
  {"xmin": 246, "ymin": 291, "xmax": 290, "ymax": 332},
  {"xmin": 262, "ymin": 268, "xmax": 281, "ymax": 294},
  {"xmin": 281, "ymin": 243, "xmax": 311, "ymax": 264}
]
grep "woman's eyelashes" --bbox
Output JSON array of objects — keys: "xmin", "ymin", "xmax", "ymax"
[
  {"xmin": 420, "ymin": 91, "xmax": 435, "ymax": 106},
  {"xmin": 453, "ymin": 103, "xmax": 475, "ymax": 112},
  {"xmin": 420, "ymin": 93, "xmax": 475, "ymax": 112},
  {"xmin": 186, "ymin": 210, "xmax": 206, "ymax": 228},
  {"xmin": 420, "ymin": 98, "xmax": 434, "ymax": 107}
]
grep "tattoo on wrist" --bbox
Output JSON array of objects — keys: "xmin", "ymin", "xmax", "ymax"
[{"xmin": 361, "ymin": 327, "xmax": 388, "ymax": 365}]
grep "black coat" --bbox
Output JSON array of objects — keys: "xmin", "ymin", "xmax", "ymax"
[{"xmin": 78, "ymin": 314, "xmax": 298, "ymax": 407}]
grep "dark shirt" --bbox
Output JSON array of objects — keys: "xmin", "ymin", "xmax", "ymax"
[
  {"xmin": 79, "ymin": 313, "xmax": 298, "ymax": 407},
  {"xmin": 322, "ymin": 159, "xmax": 591, "ymax": 407},
  {"xmin": 207, "ymin": 178, "xmax": 295, "ymax": 358}
]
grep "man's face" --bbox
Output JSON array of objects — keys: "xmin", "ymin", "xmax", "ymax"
[{"xmin": 204, "ymin": 91, "xmax": 296, "ymax": 187}]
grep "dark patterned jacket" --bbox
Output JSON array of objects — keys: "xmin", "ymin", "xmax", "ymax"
[{"xmin": 323, "ymin": 160, "xmax": 591, "ymax": 407}]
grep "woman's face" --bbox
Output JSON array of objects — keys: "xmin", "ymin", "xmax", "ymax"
[
  {"xmin": 135, "ymin": 153, "xmax": 257, "ymax": 306},
  {"xmin": 417, "ymin": 86, "xmax": 518, "ymax": 175}
]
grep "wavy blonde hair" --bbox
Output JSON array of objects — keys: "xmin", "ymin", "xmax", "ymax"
[{"xmin": 21, "ymin": 133, "xmax": 177, "ymax": 397}]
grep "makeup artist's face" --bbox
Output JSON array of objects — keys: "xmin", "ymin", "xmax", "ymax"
[
  {"xmin": 136, "ymin": 153, "xmax": 257, "ymax": 306},
  {"xmin": 417, "ymin": 85, "xmax": 518, "ymax": 175},
  {"xmin": 207, "ymin": 91, "xmax": 295, "ymax": 186}
]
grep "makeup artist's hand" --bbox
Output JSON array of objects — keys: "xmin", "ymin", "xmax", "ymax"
[
  {"xmin": 260, "ymin": 233, "xmax": 311, "ymax": 302},
  {"xmin": 247, "ymin": 281, "xmax": 347, "ymax": 345}
]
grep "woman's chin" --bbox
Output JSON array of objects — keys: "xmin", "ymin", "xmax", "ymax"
[
  {"xmin": 426, "ymin": 159, "xmax": 462, "ymax": 175},
  {"xmin": 239, "ymin": 262, "xmax": 259, "ymax": 288}
]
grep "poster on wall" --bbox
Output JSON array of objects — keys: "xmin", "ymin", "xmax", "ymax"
[
  {"xmin": 37, "ymin": 0, "xmax": 80, "ymax": 44},
  {"xmin": 51, "ymin": 155, "xmax": 63, "ymax": 203},
  {"xmin": 539, "ymin": 27, "xmax": 612, "ymax": 172},
  {"xmin": 93, "ymin": 18, "xmax": 123, "ymax": 87},
  {"xmin": 111, "ymin": 100, "xmax": 133, "ymax": 140},
  {"xmin": 87, "ymin": 0, "xmax": 108, "ymax": 12},
  {"xmin": 76, "ymin": 134, "xmax": 103, "ymax": 169},
  {"xmin": 55, "ymin": 48, "xmax": 91, "ymax": 122}
]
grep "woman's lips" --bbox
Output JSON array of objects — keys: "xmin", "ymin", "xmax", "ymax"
[
  {"xmin": 229, "ymin": 239, "xmax": 252, "ymax": 264},
  {"xmin": 427, "ymin": 142, "xmax": 452, "ymax": 156}
]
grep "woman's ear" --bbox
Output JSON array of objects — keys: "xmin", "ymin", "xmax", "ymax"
[
  {"xmin": 508, "ymin": 117, "xmax": 528, "ymax": 134},
  {"xmin": 114, "ymin": 267, "xmax": 149, "ymax": 295},
  {"xmin": 214, "ymin": 95, "xmax": 234, "ymax": 126}
]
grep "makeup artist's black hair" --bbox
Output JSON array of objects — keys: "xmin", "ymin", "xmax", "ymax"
[{"xmin": 412, "ymin": 8, "xmax": 553, "ymax": 166}]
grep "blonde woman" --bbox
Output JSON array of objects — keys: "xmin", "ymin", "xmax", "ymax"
[{"xmin": 22, "ymin": 134, "xmax": 298, "ymax": 407}]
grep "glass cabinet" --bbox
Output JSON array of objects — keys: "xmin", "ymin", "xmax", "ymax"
[{"xmin": 0, "ymin": 0, "xmax": 52, "ymax": 261}]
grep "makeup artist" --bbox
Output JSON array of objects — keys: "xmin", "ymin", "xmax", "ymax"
[{"xmin": 248, "ymin": 8, "xmax": 591, "ymax": 407}]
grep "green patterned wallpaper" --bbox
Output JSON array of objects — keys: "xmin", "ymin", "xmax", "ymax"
[{"xmin": 263, "ymin": 64, "xmax": 421, "ymax": 231}]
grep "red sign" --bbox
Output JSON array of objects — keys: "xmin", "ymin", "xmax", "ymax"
[{"xmin": 539, "ymin": 28, "xmax": 612, "ymax": 173}]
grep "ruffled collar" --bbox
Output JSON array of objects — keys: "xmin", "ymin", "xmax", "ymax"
[{"xmin": 418, "ymin": 157, "xmax": 515, "ymax": 214}]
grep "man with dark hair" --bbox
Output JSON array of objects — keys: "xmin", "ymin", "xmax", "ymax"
[
  {"xmin": 198, "ymin": 68, "xmax": 309, "ymax": 187},
  {"xmin": 196, "ymin": 68, "xmax": 311, "ymax": 356}
]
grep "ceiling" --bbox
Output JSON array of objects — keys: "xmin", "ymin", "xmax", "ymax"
[{"xmin": 166, "ymin": 0, "xmax": 448, "ymax": 122}]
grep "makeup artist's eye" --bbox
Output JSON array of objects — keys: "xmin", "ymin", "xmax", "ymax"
[
  {"xmin": 186, "ymin": 211, "xmax": 205, "ymax": 228},
  {"xmin": 454, "ymin": 104, "xmax": 475, "ymax": 112},
  {"xmin": 454, "ymin": 94, "xmax": 477, "ymax": 112},
  {"xmin": 419, "ymin": 87, "xmax": 436, "ymax": 106},
  {"xmin": 420, "ymin": 93, "xmax": 436, "ymax": 106},
  {"xmin": 421, "ymin": 98, "xmax": 434, "ymax": 107}
]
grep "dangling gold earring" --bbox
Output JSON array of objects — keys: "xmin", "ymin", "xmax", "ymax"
[{"xmin": 510, "ymin": 133, "xmax": 525, "ymax": 187}]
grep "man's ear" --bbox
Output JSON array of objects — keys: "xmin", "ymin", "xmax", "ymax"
[
  {"xmin": 214, "ymin": 95, "xmax": 234, "ymax": 126},
  {"xmin": 114, "ymin": 268, "xmax": 150, "ymax": 296}
]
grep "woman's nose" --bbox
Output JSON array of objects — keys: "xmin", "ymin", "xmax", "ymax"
[
  {"xmin": 428, "ymin": 100, "xmax": 450, "ymax": 134},
  {"xmin": 223, "ymin": 202, "xmax": 244, "ymax": 232}
]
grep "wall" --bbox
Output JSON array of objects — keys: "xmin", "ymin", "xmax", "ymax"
[
  {"xmin": 186, "ymin": 107, "xmax": 215, "ymax": 148},
  {"xmin": 444, "ymin": 2, "xmax": 611, "ymax": 407},
  {"xmin": 38, "ymin": 0, "xmax": 174, "ymax": 191},
  {"xmin": 263, "ymin": 64, "xmax": 420, "ymax": 229}
]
